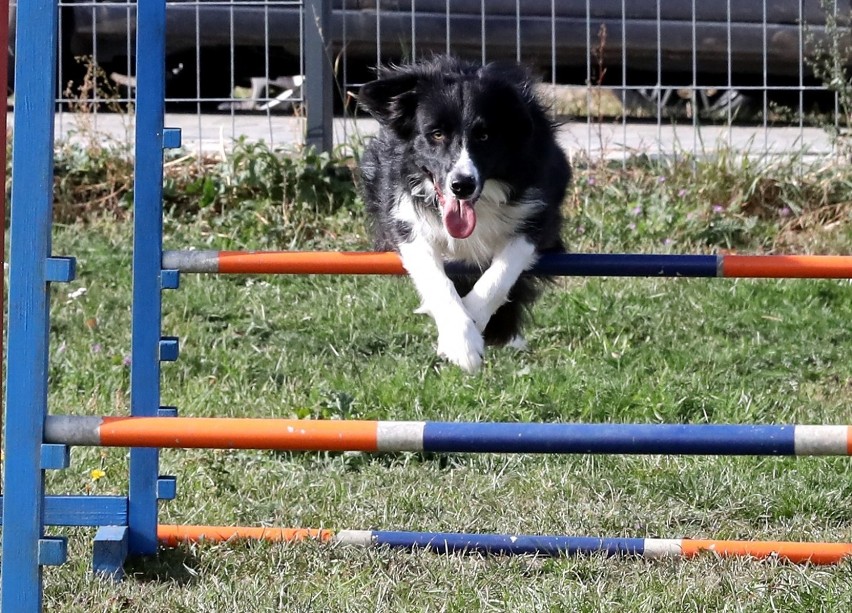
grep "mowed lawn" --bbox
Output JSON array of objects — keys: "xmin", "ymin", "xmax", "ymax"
[{"xmin": 34, "ymin": 152, "xmax": 852, "ymax": 611}]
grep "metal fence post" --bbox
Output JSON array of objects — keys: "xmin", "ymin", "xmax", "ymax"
[{"xmin": 304, "ymin": 0, "xmax": 333, "ymax": 152}]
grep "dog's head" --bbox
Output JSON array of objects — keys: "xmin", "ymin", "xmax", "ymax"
[{"xmin": 359, "ymin": 57, "xmax": 536, "ymax": 239}]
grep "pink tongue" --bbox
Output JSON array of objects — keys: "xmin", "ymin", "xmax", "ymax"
[{"xmin": 442, "ymin": 197, "xmax": 477, "ymax": 239}]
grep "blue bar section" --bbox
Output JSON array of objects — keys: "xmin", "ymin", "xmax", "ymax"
[
  {"xmin": 37, "ymin": 537, "xmax": 68, "ymax": 567},
  {"xmin": 372, "ymin": 531, "xmax": 646, "ymax": 557},
  {"xmin": 45, "ymin": 256, "xmax": 77, "ymax": 283},
  {"xmin": 161, "ymin": 269, "xmax": 180, "ymax": 290},
  {"xmin": 162, "ymin": 127, "xmax": 182, "ymax": 149},
  {"xmin": 158, "ymin": 406, "xmax": 179, "ymax": 418},
  {"xmin": 158, "ymin": 337, "xmax": 180, "ymax": 362},
  {"xmin": 423, "ymin": 423, "xmax": 796, "ymax": 455},
  {"xmin": 157, "ymin": 476, "xmax": 178, "ymax": 501},
  {"xmin": 445, "ymin": 253, "xmax": 720, "ymax": 277},
  {"xmin": 129, "ymin": 0, "xmax": 168, "ymax": 556},
  {"xmin": 2, "ymin": 0, "xmax": 60, "ymax": 608},
  {"xmin": 0, "ymin": 496, "xmax": 128, "ymax": 527},
  {"xmin": 40, "ymin": 444, "xmax": 71, "ymax": 470},
  {"xmin": 93, "ymin": 526, "xmax": 129, "ymax": 581}
]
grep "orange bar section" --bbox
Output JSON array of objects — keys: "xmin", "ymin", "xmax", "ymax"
[
  {"xmin": 723, "ymin": 255, "xmax": 852, "ymax": 278},
  {"xmin": 680, "ymin": 539, "xmax": 852, "ymax": 565},
  {"xmin": 218, "ymin": 251, "xmax": 407, "ymax": 275},
  {"xmin": 157, "ymin": 525, "xmax": 334, "ymax": 547},
  {"xmin": 98, "ymin": 417, "xmax": 379, "ymax": 451}
]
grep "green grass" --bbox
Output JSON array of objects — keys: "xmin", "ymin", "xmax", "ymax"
[{"xmin": 20, "ymin": 147, "xmax": 852, "ymax": 611}]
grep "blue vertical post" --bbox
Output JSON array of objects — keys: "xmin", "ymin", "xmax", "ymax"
[
  {"xmin": 129, "ymin": 0, "xmax": 167, "ymax": 556},
  {"xmin": 1, "ymin": 0, "xmax": 60, "ymax": 608}
]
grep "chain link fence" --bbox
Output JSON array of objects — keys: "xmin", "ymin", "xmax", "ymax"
[{"xmin": 9, "ymin": 1, "xmax": 852, "ymax": 159}]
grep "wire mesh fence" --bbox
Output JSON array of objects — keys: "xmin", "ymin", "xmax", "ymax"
[{"xmin": 10, "ymin": 0, "xmax": 852, "ymax": 159}]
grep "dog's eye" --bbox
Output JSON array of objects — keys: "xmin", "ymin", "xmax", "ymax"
[
  {"xmin": 473, "ymin": 127, "xmax": 488, "ymax": 141},
  {"xmin": 429, "ymin": 130, "xmax": 445, "ymax": 142}
]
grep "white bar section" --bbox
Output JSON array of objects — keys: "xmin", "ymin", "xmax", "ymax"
[
  {"xmin": 642, "ymin": 538, "xmax": 684, "ymax": 559},
  {"xmin": 162, "ymin": 250, "xmax": 220, "ymax": 273},
  {"xmin": 794, "ymin": 426, "xmax": 850, "ymax": 456},
  {"xmin": 44, "ymin": 415, "xmax": 104, "ymax": 446},
  {"xmin": 376, "ymin": 421, "xmax": 426, "ymax": 452},
  {"xmin": 334, "ymin": 530, "xmax": 374, "ymax": 547}
]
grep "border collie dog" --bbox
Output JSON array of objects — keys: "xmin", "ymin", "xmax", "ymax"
[{"xmin": 358, "ymin": 56, "xmax": 570, "ymax": 373}]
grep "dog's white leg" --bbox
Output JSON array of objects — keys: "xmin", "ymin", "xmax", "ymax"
[
  {"xmin": 462, "ymin": 236, "xmax": 538, "ymax": 333},
  {"xmin": 398, "ymin": 240, "xmax": 484, "ymax": 373}
]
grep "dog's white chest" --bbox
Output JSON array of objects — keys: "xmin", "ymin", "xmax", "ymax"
[{"xmin": 395, "ymin": 181, "xmax": 543, "ymax": 268}]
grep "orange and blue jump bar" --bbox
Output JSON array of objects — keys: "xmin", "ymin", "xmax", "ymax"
[
  {"xmin": 44, "ymin": 417, "xmax": 852, "ymax": 456},
  {"xmin": 161, "ymin": 250, "xmax": 852, "ymax": 278},
  {"xmin": 157, "ymin": 525, "xmax": 852, "ymax": 565}
]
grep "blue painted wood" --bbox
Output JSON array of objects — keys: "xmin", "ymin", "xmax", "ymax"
[
  {"xmin": 40, "ymin": 444, "xmax": 71, "ymax": 470},
  {"xmin": 372, "ymin": 531, "xmax": 646, "ymax": 557},
  {"xmin": 0, "ymin": 495, "xmax": 126, "ymax": 527},
  {"xmin": 1, "ymin": 0, "xmax": 61, "ymax": 608},
  {"xmin": 157, "ymin": 476, "xmax": 178, "ymax": 501},
  {"xmin": 162, "ymin": 127, "xmax": 182, "ymax": 149},
  {"xmin": 6, "ymin": 496, "xmax": 127, "ymax": 526},
  {"xmin": 0, "ymin": 494, "xmax": 126, "ymax": 526},
  {"xmin": 422, "ymin": 423, "xmax": 796, "ymax": 455},
  {"xmin": 158, "ymin": 406, "xmax": 179, "ymax": 418},
  {"xmin": 160, "ymin": 269, "xmax": 180, "ymax": 289},
  {"xmin": 93, "ymin": 526, "xmax": 129, "ymax": 581},
  {"xmin": 44, "ymin": 256, "xmax": 77, "ymax": 283},
  {"xmin": 130, "ymin": 0, "xmax": 168, "ymax": 556},
  {"xmin": 158, "ymin": 337, "xmax": 180, "ymax": 362},
  {"xmin": 37, "ymin": 537, "xmax": 68, "ymax": 567}
]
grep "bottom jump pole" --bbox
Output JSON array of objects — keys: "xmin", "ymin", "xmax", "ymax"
[{"xmin": 157, "ymin": 525, "xmax": 852, "ymax": 565}]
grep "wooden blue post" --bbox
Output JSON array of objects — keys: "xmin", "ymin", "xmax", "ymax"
[
  {"xmin": 1, "ymin": 0, "xmax": 61, "ymax": 608},
  {"xmin": 128, "ymin": 0, "xmax": 169, "ymax": 556}
]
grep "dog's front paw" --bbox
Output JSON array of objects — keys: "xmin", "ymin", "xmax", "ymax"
[
  {"xmin": 461, "ymin": 293, "xmax": 492, "ymax": 334},
  {"xmin": 437, "ymin": 318, "xmax": 484, "ymax": 373}
]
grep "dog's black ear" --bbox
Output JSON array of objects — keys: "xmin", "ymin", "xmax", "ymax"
[
  {"xmin": 480, "ymin": 61, "xmax": 536, "ymax": 141},
  {"xmin": 480, "ymin": 61, "xmax": 533, "ymax": 87},
  {"xmin": 358, "ymin": 71, "xmax": 420, "ymax": 136}
]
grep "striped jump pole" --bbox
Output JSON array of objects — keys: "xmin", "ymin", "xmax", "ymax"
[
  {"xmin": 156, "ymin": 525, "xmax": 852, "ymax": 565},
  {"xmin": 44, "ymin": 416, "xmax": 852, "ymax": 456},
  {"xmin": 162, "ymin": 251, "xmax": 852, "ymax": 278}
]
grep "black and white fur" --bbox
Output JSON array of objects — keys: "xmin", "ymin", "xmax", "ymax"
[{"xmin": 358, "ymin": 56, "xmax": 570, "ymax": 373}]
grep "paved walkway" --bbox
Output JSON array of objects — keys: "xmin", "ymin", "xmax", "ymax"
[{"xmin": 13, "ymin": 111, "xmax": 837, "ymax": 160}]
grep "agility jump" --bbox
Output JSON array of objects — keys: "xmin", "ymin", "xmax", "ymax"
[{"xmin": 3, "ymin": 0, "xmax": 852, "ymax": 611}]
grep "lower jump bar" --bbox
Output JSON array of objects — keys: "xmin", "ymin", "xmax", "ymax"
[
  {"xmin": 161, "ymin": 251, "xmax": 852, "ymax": 278},
  {"xmin": 157, "ymin": 525, "xmax": 852, "ymax": 565},
  {"xmin": 44, "ymin": 417, "xmax": 852, "ymax": 456}
]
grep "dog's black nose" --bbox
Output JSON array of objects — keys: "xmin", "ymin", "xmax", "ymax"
[{"xmin": 450, "ymin": 175, "xmax": 477, "ymax": 199}]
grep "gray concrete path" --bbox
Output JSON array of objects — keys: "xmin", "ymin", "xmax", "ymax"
[{"xmin": 14, "ymin": 111, "xmax": 837, "ymax": 160}]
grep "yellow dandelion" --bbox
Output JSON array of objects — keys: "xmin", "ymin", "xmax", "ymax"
[{"xmin": 90, "ymin": 468, "xmax": 106, "ymax": 481}]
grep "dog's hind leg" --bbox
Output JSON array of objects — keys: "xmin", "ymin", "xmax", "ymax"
[{"xmin": 398, "ymin": 239, "xmax": 484, "ymax": 373}]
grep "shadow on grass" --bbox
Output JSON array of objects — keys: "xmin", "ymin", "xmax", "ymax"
[{"xmin": 122, "ymin": 547, "xmax": 201, "ymax": 585}]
